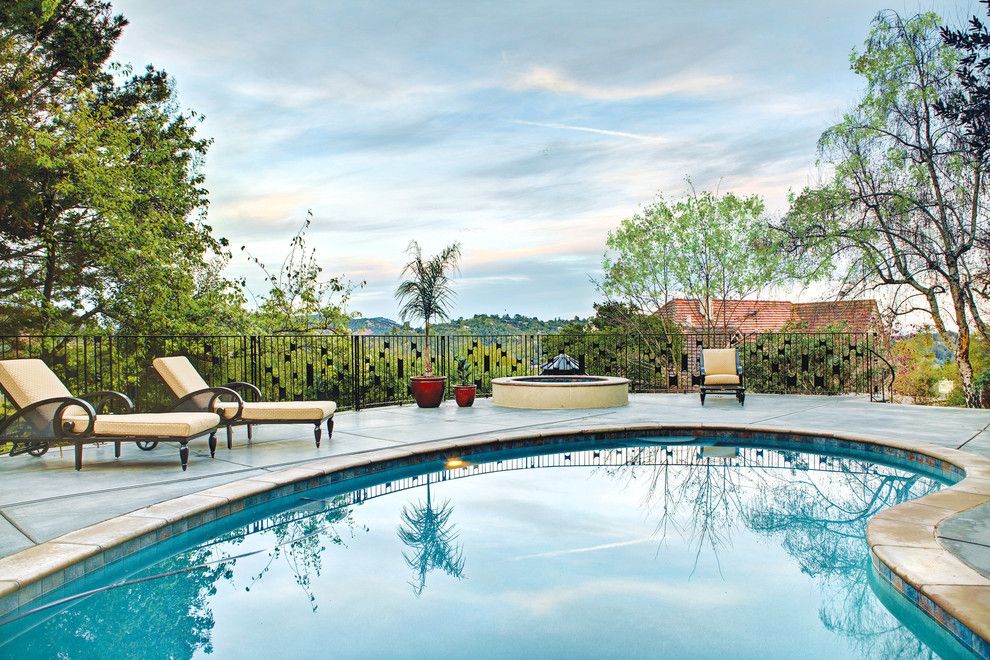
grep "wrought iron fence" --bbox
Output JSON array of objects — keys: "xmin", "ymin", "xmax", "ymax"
[{"xmin": 0, "ymin": 332, "xmax": 888, "ymax": 418}]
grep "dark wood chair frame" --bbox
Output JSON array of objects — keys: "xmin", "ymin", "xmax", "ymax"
[
  {"xmin": 699, "ymin": 350, "xmax": 746, "ymax": 406},
  {"xmin": 0, "ymin": 385, "xmax": 220, "ymax": 470}
]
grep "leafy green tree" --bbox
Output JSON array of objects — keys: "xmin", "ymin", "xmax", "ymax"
[
  {"xmin": 0, "ymin": 0, "xmax": 246, "ymax": 336},
  {"xmin": 937, "ymin": 2, "xmax": 990, "ymax": 165},
  {"xmin": 243, "ymin": 213, "xmax": 358, "ymax": 334},
  {"xmin": 786, "ymin": 11, "xmax": 989, "ymax": 406},
  {"xmin": 394, "ymin": 240, "xmax": 461, "ymax": 375},
  {"xmin": 603, "ymin": 187, "xmax": 824, "ymax": 338}
]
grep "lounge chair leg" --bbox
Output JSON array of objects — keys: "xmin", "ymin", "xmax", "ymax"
[
  {"xmin": 326, "ymin": 417, "xmax": 334, "ymax": 439},
  {"xmin": 75, "ymin": 442, "xmax": 83, "ymax": 471},
  {"xmin": 226, "ymin": 425, "xmax": 233, "ymax": 450},
  {"xmin": 180, "ymin": 442, "xmax": 189, "ymax": 471},
  {"xmin": 700, "ymin": 391, "xmax": 706, "ymax": 406},
  {"xmin": 247, "ymin": 424, "xmax": 253, "ymax": 441},
  {"xmin": 114, "ymin": 441, "xmax": 122, "ymax": 459},
  {"xmin": 314, "ymin": 423, "xmax": 322, "ymax": 448},
  {"xmin": 208, "ymin": 432, "xmax": 217, "ymax": 458}
]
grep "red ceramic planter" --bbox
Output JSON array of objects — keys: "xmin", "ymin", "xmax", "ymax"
[
  {"xmin": 410, "ymin": 375, "xmax": 446, "ymax": 408},
  {"xmin": 453, "ymin": 384, "xmax": 477, "ymax": 407}
]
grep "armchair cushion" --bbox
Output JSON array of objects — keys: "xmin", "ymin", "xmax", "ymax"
[
  {"xmin": 701, "ymin": 349, "xmax": 738, "ymax": 376},
  {"xmin": 704, "ymin": 374, "xmax": 741, "ymax": 386}
]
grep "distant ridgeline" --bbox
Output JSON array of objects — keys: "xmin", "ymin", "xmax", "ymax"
[{"xmin": 348, "ymin": 314, "xmax": 587, "ymax": 335}]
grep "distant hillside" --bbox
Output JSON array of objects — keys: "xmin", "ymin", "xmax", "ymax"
[
  {"xmin": 349, "ymin": 314, "xmax": 586, "ymax": 335},
  {"xmin": 348, "ymin": 317, "xmax": 400, "ymax": 334},
  {"xmin": 435, "ymin": 314, "xmax": 586, "ymax": 335}
]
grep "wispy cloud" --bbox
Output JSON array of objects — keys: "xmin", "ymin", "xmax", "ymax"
[
  {"xmin": 502, "ymin": 579, "xmax": 741, "ymax": 616},
  {"xmin": 512, "ymin": 120, "xmax": 672, "ymax": 144},
  {"xmin": 511, "ymin": 537, "xmax": 654, "ymax": 560},
  {"xmin": 509, "ymin": 65, "xmax": 736, "ymax": 100}
]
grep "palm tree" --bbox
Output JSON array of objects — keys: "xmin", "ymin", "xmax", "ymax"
[
  {"xmin": 394, "ymin": 240, "xmax": 462, "ymax": 375},
  {"xmin": 396, "ymin": 476, "xmax": 466, "ymax": 596}
]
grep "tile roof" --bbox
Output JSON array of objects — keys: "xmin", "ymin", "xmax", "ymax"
[{"xmin": 658, "ymin": 298, "xmax": 882, "ymax": 334}]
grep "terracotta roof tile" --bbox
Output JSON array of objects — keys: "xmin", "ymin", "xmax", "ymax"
[{"xmin": 658, "ymin": 298, "xmax": 883, "ymax": 334}]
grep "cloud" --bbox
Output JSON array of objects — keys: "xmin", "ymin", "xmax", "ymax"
[
  {"xmin": 512, "ymin": 120, "xmax": 673, "ymax": 145},
  {"xmin": 502, "ymin": 579, "xmax": 741, "ymax": 616},
  {"xmin": 508, "ymin": 65, "xmax": 737, "ymax": 100},
  {"xmin": 511, "ymin": 537, "xmax": 654, "ymax": 559}
]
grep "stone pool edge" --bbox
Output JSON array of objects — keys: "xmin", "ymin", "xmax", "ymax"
[{"xmin": 0, "ymin": 422, "xmax": 988, "ymax": 656}]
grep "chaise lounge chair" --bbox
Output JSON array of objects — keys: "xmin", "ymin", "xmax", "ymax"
[
  {"xmin": 0, "ymin": 359, "xmax": 221, "ymax": 470},
  {"xmin": 152, "ymin": 356, "xmax": 336, "ymax": 450},
  {"xmin": 699, "ymin": 348, "xmax": 745, "ymax": 406}
]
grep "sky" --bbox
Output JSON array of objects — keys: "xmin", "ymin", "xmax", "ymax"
[{"xmin": 111, "ymin": 0, "xmax": 973, "ymax": 320}]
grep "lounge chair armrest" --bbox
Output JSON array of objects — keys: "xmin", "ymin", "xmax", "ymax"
[
  {"xmin": 168, "ymin": 387, "xmax": 244, "ymax": 422},
  {"xmin": 79, "ymin": 390, "xmax": 135, "ymax": 414},
  {"xmin": 0, "ymin": 396, "xmax": 97, "ymax": 440},
  {"xmin": 222, "ymin": 381, "xmax": 262, "ymax": 402}
]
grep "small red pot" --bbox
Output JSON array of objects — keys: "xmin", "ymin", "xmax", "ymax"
[
  {"xmin": 410, "ymin": 375, "xmax": 446, "ymax": 408},
  {"xmin": 453, "ymin": 384, "xmax": 477, "ymax": 407}
]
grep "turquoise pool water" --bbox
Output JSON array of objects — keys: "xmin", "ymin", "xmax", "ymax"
[{"xmin": 0, "ymin": 438, "xmax": 977, "ymax": 659}]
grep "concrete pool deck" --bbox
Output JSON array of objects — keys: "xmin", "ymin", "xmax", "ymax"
[{"xmin": 1, "ymin": 393, "xmax": 989, "ymax": 650}]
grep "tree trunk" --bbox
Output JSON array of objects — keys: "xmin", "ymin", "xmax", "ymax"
[
  {"xmin": 948, "ymin": 277, "xmax": 979, "ymax": 407},
  {"xmin": 423, "ymin": 320, "xmax": 432, "ymax": 376}
]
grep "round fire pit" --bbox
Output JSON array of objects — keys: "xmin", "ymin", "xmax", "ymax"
[{"xmin": 491, "ymin": 375, "xmax": 630, "ymax": 409}]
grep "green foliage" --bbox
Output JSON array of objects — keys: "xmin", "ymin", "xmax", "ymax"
[
  {"xmin": 431, "ymin": 313, "xmax": 585, "ymax": 335},
  {"xmin": 937, "ymin": 2, "xmax": 990, "ymax": 162},
  {"xmin": 394, "ymin": 241, "xmax": 461, "ymax": 375},
  {"xmin": 602, "ymin": 186, "xmax": 826, "ymax": 334},
  {"xmin": 243, "ymin": 213, "xmax": 359, "ymax": 334},
  {"xmin": 891, "ymin": 333, "xmax": 952, "ymax": 404},
  {"xmin": 454, "ymin": 355, "xmax": 471, "ymax": 384},
  {"xmin": 785, "ymin": 10, "xmax": 988, "ymax": 406},
  {"xmin": 0, "ymin": 0, "xmax": 247, "ymax": 335}
]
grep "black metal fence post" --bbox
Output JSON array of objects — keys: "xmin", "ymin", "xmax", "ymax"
[{"xmin": 352, "ymin": 335, "xmax": 362, "ymax": 411}]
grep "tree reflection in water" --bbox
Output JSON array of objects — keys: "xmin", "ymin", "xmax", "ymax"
[
  {"xmin": 604, "ymin": 444, "xmax": 943, "ymax": 659},
  {"xmin": 0, "ymin": 443, "xmax": 949, "ymax": 659},
  {"xmin": 235, "ymin": 495, "xmax": 360, "ymax": 611},
  {"xmin": 1, "ymin": 495, "xmax": 358, "ymax": 659},
  {"xmin": 397, "ymin": 474, "xmax": 466, "ymax": 597}
]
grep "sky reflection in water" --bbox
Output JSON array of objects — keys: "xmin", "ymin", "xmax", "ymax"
[{"xmin": 0, "ymin": 442, "xmax": 971, "ymax": 659}]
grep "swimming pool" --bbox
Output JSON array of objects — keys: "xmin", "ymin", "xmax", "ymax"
[{"xmin": 0, "ymin": 435, "xmax": 978, "ymax": 659}]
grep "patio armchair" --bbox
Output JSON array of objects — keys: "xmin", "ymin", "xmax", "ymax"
[
  {"xmin": 0, "ymin": 359, "xmax": 221, "ymax": 470},
  {"xmin": 699, "ymin": 348, "xmax": 745, "ymax": 405},
  {"xmin": 152, "ymin": 356, "xmax": 336, "ymax": 450}
]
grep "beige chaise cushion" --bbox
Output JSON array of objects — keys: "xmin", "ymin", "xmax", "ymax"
[
  {"xmin": 152, "ymin": 356, "xmax": 210, "ymax": 397},
  {"xmin": 155, "ymin": 355, "xmax": 336, "ymax": 423},
  {"xmin": 0, "ymin": 359, "xmax": 75, "ymax": 407},
  {"xmin": 702, "ymin": 349, "xmax": 740, "ymax": 385},
  {"xmin": 215, "ymin": 401, "xmax": 336, "ymax": 422},
  {"xmin": 63, "ymin": 412, "xmax": 219, "ymax": 437},
  {"xmin": 0, "ymin": 358, "xmax": 87, "ymax": 415}
]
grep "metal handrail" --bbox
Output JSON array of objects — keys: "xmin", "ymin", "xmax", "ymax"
[{"xmin": 866, "ymin": 346, "xmax": 896, "ymax": 403}]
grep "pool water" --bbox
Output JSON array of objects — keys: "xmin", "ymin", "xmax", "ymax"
[{"xmin": 0, "ymin": 440, "xmax": 976, "ymax": 659}]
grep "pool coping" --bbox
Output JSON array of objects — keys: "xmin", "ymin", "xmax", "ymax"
[{"xmin": 0, "ymin": 422, "xmax": 988, "ymax": 656}]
